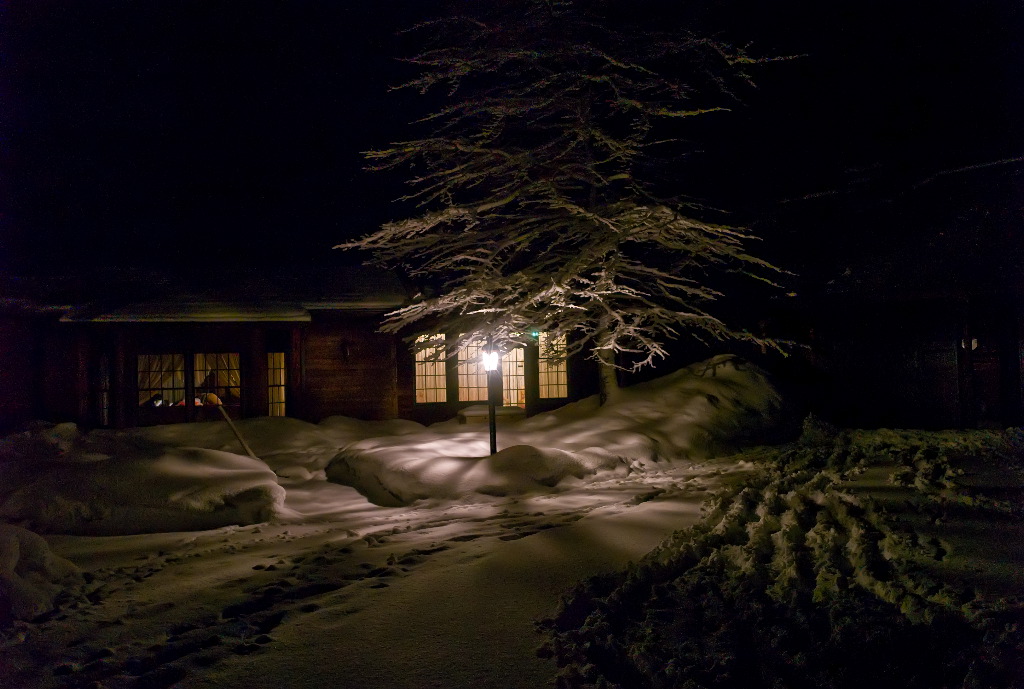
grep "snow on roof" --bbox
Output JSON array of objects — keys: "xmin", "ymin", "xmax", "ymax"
[
  {"xmin": 13, "ymin": 260, "xmax": 411, "ymax": 321},
  {"xmin": 60, "ymin": 301, "xmax": 314, "ymax": 323}
]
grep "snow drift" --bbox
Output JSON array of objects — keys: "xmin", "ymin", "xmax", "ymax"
[
  {"xmin": 0, "ymin": 354, "xmax": 784, "ymax": 532},
  {"xmin": 326, "ymin": 355, "xmax": 785, "ymax": 505},
  {"xmin": 0, "ymin": 424, "xmax": 286, "ymax": 535}
]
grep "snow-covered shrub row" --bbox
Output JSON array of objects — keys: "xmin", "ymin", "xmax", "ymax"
[{"xmin": 539, "ymin": 429, "xmax": 1024, "ymax": 689}]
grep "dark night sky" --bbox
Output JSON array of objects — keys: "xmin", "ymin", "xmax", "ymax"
[{"xmin": 2, "ymin": 0, "xmax": 1022, "ymax": 281}]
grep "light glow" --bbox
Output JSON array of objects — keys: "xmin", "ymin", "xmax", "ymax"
[{"xmin": 482, "ymin": 350, "xmax": 500, "ymax": 371}]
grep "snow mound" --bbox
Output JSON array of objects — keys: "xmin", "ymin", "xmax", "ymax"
[
  {"xmin": 0, "ymin": 524, "xmax": 83, "ymax": 623},
  {"xmin": 327, "ymin": 355, "xmax": 784, "ymax": 506},
  {"xmin": 327, "ymin": 442, "xmax": 624, "ymax": 506},
  {"xmin": 0, "ymin": 415, "xmax": 432, "ymax": 534},
  {"xmin": 0, "ymin": 355, "xmax": 783, "ymax": 524},
  {"xmin": 118, "ymin": 416, "xmax": 423, "ymax": 478},
  {"xmin": 0, "ymin": 426, "xmax": 285, "ymax": 535}
]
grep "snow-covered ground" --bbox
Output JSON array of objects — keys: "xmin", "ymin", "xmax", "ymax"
[
  {"xmin": 541, "ymin": 424, "xmax": 1024, "ymax": 689},
  {"xmin": 0, "ymin": 356, "xmax": 1020, "ymax": 688}
]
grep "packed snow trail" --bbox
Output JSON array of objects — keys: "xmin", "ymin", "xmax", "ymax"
[
  {"xmin": 178, "ymin": 494, "xmax": 709, "ymax": 689},
  {"xmin": 1, "ymin": 462, "xmax": 748, "ymax": 689}
]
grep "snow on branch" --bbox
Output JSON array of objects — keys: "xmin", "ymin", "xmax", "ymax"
[{"xmin": 342, "ymin": 0, "xmax": 787, "ymax": 373}]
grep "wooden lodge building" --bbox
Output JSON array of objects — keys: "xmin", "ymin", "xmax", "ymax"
[
  {"xmin": 0, "ymin": 264, "xmax": 597, "ymax": 432},
  {"xmin": 1, "ymin": 245, "xmax": 1022, "ymax": 434}
]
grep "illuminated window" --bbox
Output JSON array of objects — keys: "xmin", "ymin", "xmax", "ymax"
[
  {"xmin": 502, "ymin": 346, "xmax": 526, "ymax": 407},
  {"xmin": 457, "ymin": 339, "xmax": 526, "ymax": 406},
  {"xmin": 415, "ymin": 335, "xmax": 447, "ymax": 403},
  {"xmin": 414, "ymin": 332, "xmax": 564, "ymax": 406},
  {"xmin": 268, "ymin": 352, "xmax": 287, "ymax": 417},
  {"xmin": 137, "ymin": 354, "xmax": 186, "ymax": 407},
  {"xmin": 194, "ymin": 353, "xmax": 241, "ymax": 408},
  {"xmin": 457, "ymin": 340, "xmax": 489, "ymax": 402},
  {"xmin": 538, "ymin": 333, "xmax": 568, "ymax": 399}
]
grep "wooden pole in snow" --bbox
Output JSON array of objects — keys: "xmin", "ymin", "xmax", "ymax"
[{"xmin": 216, "ymin": 404, "xmax": 259, "ymax": 460}]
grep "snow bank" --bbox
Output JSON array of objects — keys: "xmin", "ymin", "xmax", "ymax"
[
  {"xmin": 0, "ymin": 524, "xmax": 83, "ymax": 623},
  {"xmin": 0, "ymin": 415, "xmax": 431, "ymax": 534},
  {"xmin": 0, "ymin": 355, "xmax": 783, "ymax": 528},
  {"xmin": 119, "ymin": 416, "xmax": 424, "ymax": 479},
  {"xmin": 327, "ymin": 355, "xmax": 785, "ymax": 505},
  {"xmin": 0, "ymin": 425, "xmax": 285, "ymax": 535},
  {"xmin": 526, "ymin": 353, "xmax": 787, "ymax": 460}
]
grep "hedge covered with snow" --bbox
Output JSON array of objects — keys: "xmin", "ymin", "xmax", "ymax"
[{"xmin": 539, "ymin": 426, "xmax": 1024, "ymax": 689}]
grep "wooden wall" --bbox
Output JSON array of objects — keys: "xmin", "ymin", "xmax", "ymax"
[
  {"xmin": 0, "ymin": 316, "xmax": 43, "ymax": 431},
  {"xmin": 300, "ymin": 313, "xmax": 399, "ymax": 421},
  {"xmin": 7, "ymin": 299, "xmax": 1019, "ymax": 432}
]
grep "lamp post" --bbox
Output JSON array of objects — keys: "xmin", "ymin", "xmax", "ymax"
[{"xmin": 482, "ymin": 347, "xmax": 500, "ymax": 455}]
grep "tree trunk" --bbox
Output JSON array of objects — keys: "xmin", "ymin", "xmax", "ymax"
[{"xmin": 596, "ymin": 348, "xmax": 620, "ymax": 406}]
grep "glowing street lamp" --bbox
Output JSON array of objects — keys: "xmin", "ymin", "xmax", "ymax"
[{"xmin": 483, "ymin": 347, "xmax": 500, "ymax": 455}]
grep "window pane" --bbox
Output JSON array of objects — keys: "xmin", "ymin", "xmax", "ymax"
[
  {"xmin": 195, "ymin": 353, "xmax": 241, "ymax": 407},
  {"xmin": 137, "ymin": 354, "xmax": 186, "ymax": 406},
  {"xmin": 268, "ymin": 352, "xmax": 287, "ymax": 417},
  {"xmin": 502, "ymin": 346, "xmax": 526, "ymax": 407},
  {"xmin": 415, "ymin": 335, "xmax": 447, "ymax": 404},
  {"xmin": 457, "ymin": 341, "xmax": 488, "ymax": 402},
  {"xmin": 538, "ymin": 333, "xmax": 568, "ymax": 399}
]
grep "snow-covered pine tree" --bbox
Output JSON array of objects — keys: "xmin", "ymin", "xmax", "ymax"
[{"xmin": 341, "ymin": 0, "xmax": 783, "ymax": 401}]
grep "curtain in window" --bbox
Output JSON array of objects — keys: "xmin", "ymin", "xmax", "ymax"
[
  {"xmin": 137, "ymin": 354, "xmax": 186, "ymax": 405},
  {"xmin": 457, "ymin": 341, "xmax": 488, "ymax": 402},
  {"xmin": 194, "ymin": 353, "xmax": 241, "ymax": 404}
]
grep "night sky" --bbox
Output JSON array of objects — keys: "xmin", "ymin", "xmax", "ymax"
[{"xmin": 2, "ymin": 0, "xmax": 1021, "ymax": 281}]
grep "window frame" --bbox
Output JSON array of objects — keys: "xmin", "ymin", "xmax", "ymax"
[
  {"xmin": 412, "ymin": 331, "xmax": 566, "ymax": 408},
  {"xmin": 456, "ymin": 339, "xmax": 489, "ymax": 402},
  {"xmin": 193, "ymin": 352, "xmax": 242, "ymax": 410},
  {"xmin": 414, "ymin": 335, "xmax": 448, "ymax": 404},
  {"xmin": 267, "ymin": 351, "xmax": 287, "ymax": 417},
  {"xmin": 136, "ymin": 350, "xmax": 243, "ymax": 423},
  {"xmin": 537, "ymin": 332, "xmax": 568, "ymax": 399},
  {"xmin": 137, "ymin": 353, "xmax": 187, "ymax": 407}
]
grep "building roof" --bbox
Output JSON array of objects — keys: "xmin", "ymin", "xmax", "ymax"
[
  {"xmin": 60, "ymin": 302, "xmax": 314, "ymax": 323},
  {"xmin": 5, "ymin": 256, "xmax": 411, "ymax": 322}
]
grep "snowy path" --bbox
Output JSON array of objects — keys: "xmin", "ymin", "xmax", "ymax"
[
  {"xmin": 180, "ymin": 497, "xmax": 705, "ymax": 689},
  {"xmin": 2, "ymin": 460, "xmax": 748, "ymax": 689}
]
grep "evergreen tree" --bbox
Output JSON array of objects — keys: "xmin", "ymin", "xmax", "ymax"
[{"xmin": 342, "ymin": 0, "xmax": 783, "ymax": 399}]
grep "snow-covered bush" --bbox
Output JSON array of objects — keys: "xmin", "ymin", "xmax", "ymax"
[
  {"xmin": 798, "ymin": 413, "xmax": 840, "ymax": 446},
  {"xmin": 539, "ymin": 429, "xmax": 1024, "ymax": 689},
  {"xmin": 0, "ymin": 524, "xmax": 83, "ymax": 624}
]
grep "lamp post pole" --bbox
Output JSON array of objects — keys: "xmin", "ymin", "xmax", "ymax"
[{"xmin": 483, "ymin": 344, "xmax": 500, "ymax": 455}]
